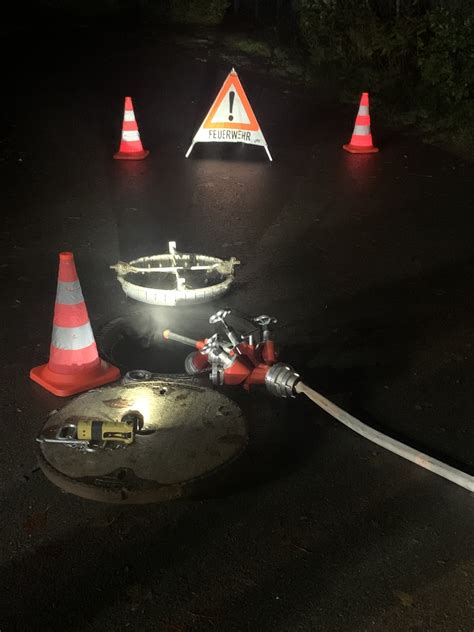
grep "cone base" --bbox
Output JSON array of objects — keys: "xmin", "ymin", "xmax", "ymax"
[
  {"xmin": 343, "ymin": 143, "xmax": 379, "ymax": 154},
  {"xmin": 30, "ymin": 360, "xmax": 121, "ymax": 397},
  {"xmin": 113, "ymin": 149, "xmax": 150, "ymax": 161}
]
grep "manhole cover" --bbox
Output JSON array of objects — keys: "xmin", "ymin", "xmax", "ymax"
[{"xmin": 38, "ymin": 378, "xmax": 248, "ymax": 503}]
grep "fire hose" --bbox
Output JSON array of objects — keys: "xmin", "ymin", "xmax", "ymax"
[
  {"xmin": 294, "ymin": 382, "xmax": 474, "ymax": 492},
  {"xmin": 164, "ymin": 309, "xmax": 474, "ymax": 493}
]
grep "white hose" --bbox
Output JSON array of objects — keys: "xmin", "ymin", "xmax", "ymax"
[{"xmin": 295, "ymin": 382, "xmax": 474, "ymax": 492}]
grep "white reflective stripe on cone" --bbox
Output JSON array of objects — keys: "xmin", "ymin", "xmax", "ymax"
[
  {"xmin": 124, "ymin": 110, "xmax": 136, "ymax": 122},
  {"xmin": 56, "ymin": 281, "xmax": 84, "ymax": 305},
  {"xmin": 122, "ymin": 130, "xmax": 140, "ymax": 142},
  {"xmin": 52, "ymin": 323, "xmax": 95, "ymax": 350},
  {"xmin": 358, "ymin": 105, "xmax": 369, "ymax": 115},
  {"xmin": 353, "ymin": 124, "xmax": 371, "ymax": 135}
]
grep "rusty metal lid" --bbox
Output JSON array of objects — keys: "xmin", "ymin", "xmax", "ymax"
[{"xmin": 37, "ymin": 376, "xmax": 248, "ymax": 503}]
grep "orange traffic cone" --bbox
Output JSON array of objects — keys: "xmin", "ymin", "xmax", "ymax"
[
  {"xmin": 114, "ymin": 96, "xmax": 149, "ymax": 160},
  {"xmin": 30, "ymin": 252, "xmax": 120, "ymax": 397},
  {"xmin": 343, "ymin": 92, "xmax": 379, "ymax": 154}
]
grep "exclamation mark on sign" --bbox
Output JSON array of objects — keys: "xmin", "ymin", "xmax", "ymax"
[{"xmin": 228, "ymin": 91, "xmax": 235, "ymax": 121}]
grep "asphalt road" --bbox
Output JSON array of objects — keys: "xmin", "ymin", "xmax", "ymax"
[{"xmin": 1, "ymin": 23, "xmax": 473, "ymax": 632}]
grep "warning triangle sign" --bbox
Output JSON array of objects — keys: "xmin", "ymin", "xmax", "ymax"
[{"xmin": 186, "ymin": 69, "xmax": 272, "ymax": 160}]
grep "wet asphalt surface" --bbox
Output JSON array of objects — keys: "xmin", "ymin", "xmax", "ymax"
[{"xmin": 1, "ymin": 21, "xmax": 473, "ymax": 632}]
